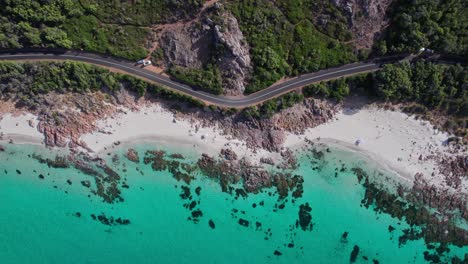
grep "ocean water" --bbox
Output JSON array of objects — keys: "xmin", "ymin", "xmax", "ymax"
[{"xmin": 0, "ymin": 142, "xmax": 466, "ymax": 264}]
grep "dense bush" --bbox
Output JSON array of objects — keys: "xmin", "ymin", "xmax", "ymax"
[
  {"xmin": 79, "ymin": 0, "xmax": 203, "ymax": 25},
  {"xmin": 382, "ymin": 0, "xmax": 467, "ymax": 56},
  {"xmin": 241, "ymin": 92, "xmax": 304, "ymax": 119},
  {"xmin": 227, "ymin": 0, "xmax": 356, "ymax": 94},
  {"xmin": 374, "ymin": 61, "xmax": 467, "ymax": 117},
  {"xmin": 374, "ymin": 61, "xmax": 467, "ymax": 137},
  {"xmin": 0, "ymin": 61, "xmax": 204, "ymax": 109},
  {"xmin": 303, "ymin": 73, "xmax": 373, "ymax": 101},
  {"xmin": 275, "ymin": 0, "xmax": 352, "ymax": 41},
  {"xmin": 168, "ymin": 65, "xmax": 223, "ymax": 95},
  {"xmin": 0, "ymin": 0, "xmax": 149, "ymax": 60}
]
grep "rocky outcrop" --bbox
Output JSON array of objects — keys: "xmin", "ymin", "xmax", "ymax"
[
  {"xmin": 332, "ymin": 0, "xmax": 392, "ymax": 49},
  {"xmin": 220, "ymin": 148, "xmax": 238, "ymax": 160},
  {"xmin": 437, "ymin": 155, "xmax": 468, "ymax": 189},
  {"xmin": 197, "ymin": 151, "xmax": 303, "ymax": 197},
  {"xmin": 214, "ymin": 12, "xmax": 252, "ymax": 95},
  {"xmin": 217, "ymin": 99, "xmax": 338, "ymax": 151},
  {"xmin": 160, "ymin": 23, "xmax": 212, "ymax": 69},
  {"xmin": 126, "ymin": 149, "xmax": 140, "ymax": 163},
  {"xmin": 159, "ymin": 7, "xmax": 251, "ymax": 95},
  {"xmin": 35, "ymin": 92, "xmax": 118, "ymax": 149},
  {"xmin": 411, "ymin": 173, "xmax": 468, "ymax": 221}
]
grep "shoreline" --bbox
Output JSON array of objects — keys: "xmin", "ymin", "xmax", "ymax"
[
  {"xmin": 1, "ymin": 103, "xmax": 465, "ymax": 195},
  {"xmin": 305, "ymin": 138, "xmax": 414, "ymax": 184}
]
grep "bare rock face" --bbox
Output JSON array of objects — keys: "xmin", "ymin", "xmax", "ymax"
[
  {"xmin": 159, "ymin": 9, "xmax": 251, "ymax": 96},
  {"xmin": 160, "ymin": 23, "xmax": 212, "ymax": 69},
  {"xmin": 333, "ymin": 0, "xmax": 392, "ymax": 49},
  {"xmin": 214, "ymin": 13, "xmax": 252, "ymax": 95}
]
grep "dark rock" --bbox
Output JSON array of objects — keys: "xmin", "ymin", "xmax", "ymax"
[
  {"xmin": 208, "ymin": 219, "xmax": 215, "ymax": 229},
  {"xmin": 350, "ymin": 245, "xmax": 360, "ymax": 263},
  {"xmin": 170, "ymin": 153, "xmax": 185, "ymax": 159},
  {"xmin": 195, "ymin": 186, "xmax": 202, "ymax": 196},
  {"xmin": 180, "ymin": 186, "xmax": 191, "ymax": 200},
  {"xmin": 341, "ymin": 232, "xmax": 349, "ymax": 243},
  {"xmin": 81, "ymin": 180, "xmax": 91, "ymax": 188},
  {"xmin": 296, "ymin": 203, "xmax": 313, "ymax": 231},
  {"xmin": 16, "ymin": 169, "xmax": 21, "ymax": 174},
  {"xmin": 220, "ymin": 148, "xmax": 238, "ymax": 160},
  {"xmin": 191, "ymin": 209, "xmax": 203, "ymax": 219},
  {"xmin": 238, "ymin": 218, "xmax": 249, "ymax": 227},
  {"xmin": 38, "ymin": 174, "xmax": 45, "ymax": 179},
  {"xmin": 260, "ymin": 157, "xmax": 275, "ymax": 165},
  {"xmin": 126, "ymin": 149, "xmax": 140, "ymax": 163},
  {"xmin": 273, "ymin": 250, "xmax": 282, "ymax": 256}
]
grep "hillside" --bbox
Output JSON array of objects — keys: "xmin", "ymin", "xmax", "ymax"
[{"xmin": 0, "ymin": 0, "xmax": 466, "ymax": 95}]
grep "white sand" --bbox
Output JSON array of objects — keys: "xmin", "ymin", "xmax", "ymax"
[
  {"xmin": 1, "ymin": 105, "xmax": 458, "ymax": 189},
  {"xmin": 285, "ymin": 107, "xmax": 451, "ymax": 183},
  {"xmin": 0, "ymin": 113, "xmax": 43, "ymax": 145},
  {"xmin": 80, "ymin": 105, "xmax": 275, "ymax": 161}
]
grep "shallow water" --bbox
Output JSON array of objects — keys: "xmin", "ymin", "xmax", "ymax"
[{"xmin": 0, "ymin": 143, "xmax": 466, "ymax": 264}]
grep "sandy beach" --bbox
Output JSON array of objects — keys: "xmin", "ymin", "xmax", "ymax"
[
  {"xmin": 285, "ymin": 107, "xmax": 451, "ymax": 184},
  {"xmin": 79, "ymin": 105, "xmax": 277, "ymax": 162},
  {"xmin": 1, "ymin": 104, "xmax": 461, "ymax": 191},
  {"xmin": 0, "ymin": 113, "xmax": 44, "ymax": 145}
]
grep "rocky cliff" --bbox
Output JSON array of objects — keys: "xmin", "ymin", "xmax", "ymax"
[
  {"xmin": 333, "ymin": 0, "xmax": 392, "ymax": 49},
  {"xmin": 159, "ymin": 4, "xmax": 251, "ymax": 96}
]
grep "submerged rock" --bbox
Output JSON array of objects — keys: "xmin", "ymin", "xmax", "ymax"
[
  {"xmin": 273, "ymin": 250, "xmax": 282, "ymax": 256},
  {"xmin": 126, "ymin": 149, "xmax": 140, "ymax": 163},
  {"xmin": 208, "ymin": 219, "xmax": 215, "ymax": 229},
  {"xmin": 238, "ymin": 218, "xmax": 249, "ymax": 227},
  {"xmin": 350, "ymin": 245, "xmax": 360, "ymax": 263},
  {"xmin": 296, "ymin": 203, "xmax": 313, "ymax": 231}
]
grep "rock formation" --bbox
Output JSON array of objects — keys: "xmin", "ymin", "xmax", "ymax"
[
  {"xmin": 332, "ymin": 0, "xmax": 392, "ymax": 49},
  {"xmin": 159, "ymin": 6, "xmax": 251, "ymax": 95}
]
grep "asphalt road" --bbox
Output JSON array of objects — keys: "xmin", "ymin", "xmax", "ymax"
[{"xmin": 0, "ymin": 50, "xmax": 404, "ymax": 108}]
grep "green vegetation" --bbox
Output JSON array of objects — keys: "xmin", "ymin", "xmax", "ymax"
[
  {"xmin": 0, "ymin": 61, "xmax": 204, "ymax": 109},
  {"xmin": 303, "ymin": 74, "xmax": 373, "ymax": 101},
  {"xmin": 227, "ymin": 0, "xmax": 356, "ymax": 93},
  {"xmin": 275, "ymin": 0, "xmax": 352, "ymax": 41},
  {"xmin": 79, "ymin": 0, "xmax": 203, "ymax": 25},
  {"xmin": 374, "ymin": 61, "xmax": 467, "ymax": 117},
  {"xmin": 306, "ymin": 61, "xmax": 467, "ymax": 137},
  {"xmin": 381, "ymin": 0, "xmax": 467, "ymax": 55},
  {"xmin": 242, "ymin": 92, "xmax": 304, "ymax": 119},
  {"xmin": 0, "ymin": 0, "xmax": 149, "ymax": 60},
  {"xmin": 150, "ymin": 48, "xmax": 165, "ymax": 65},
  {"xmin": 168, "ymin": 65, "xmax": 223, "ymax": 95}
]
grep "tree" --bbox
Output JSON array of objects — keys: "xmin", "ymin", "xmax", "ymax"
[{"xmin": 42, "ymin": 27, "xmax": 72, "ymax": 48}]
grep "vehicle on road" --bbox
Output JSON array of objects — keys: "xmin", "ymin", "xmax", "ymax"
[{"xmin": 136, "ymin": 59, "xmax": 152, "ymax": 67}]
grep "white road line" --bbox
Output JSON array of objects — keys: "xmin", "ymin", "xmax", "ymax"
[{"xmin": 0, "ymin": 54, "xmax": 377, "ymax": 105}]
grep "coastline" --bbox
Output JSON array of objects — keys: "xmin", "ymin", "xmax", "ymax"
[
  {"xmin": 0, "ymin": 113, "xmax": 44, "ymax": 146},
  {"xmin": 285, "ymin": 107, "xmax": 455, "ymax": 186},
  {"xmin": 79, "ymin": 104, "xmax": 280, "ymax": 162},
  {"xmin": 1, "ymin": 103, "xmax": 465, "ymax": 195}
]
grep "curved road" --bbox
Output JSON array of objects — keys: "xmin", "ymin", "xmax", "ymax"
[{"xmin": 0, "ymin": 49, "xmax": 457, "ymax": 108}]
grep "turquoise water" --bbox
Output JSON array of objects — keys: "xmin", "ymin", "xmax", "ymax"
[{"xmin": 0, "ymin": 143, "xmax": 466, "ymax": 264}]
